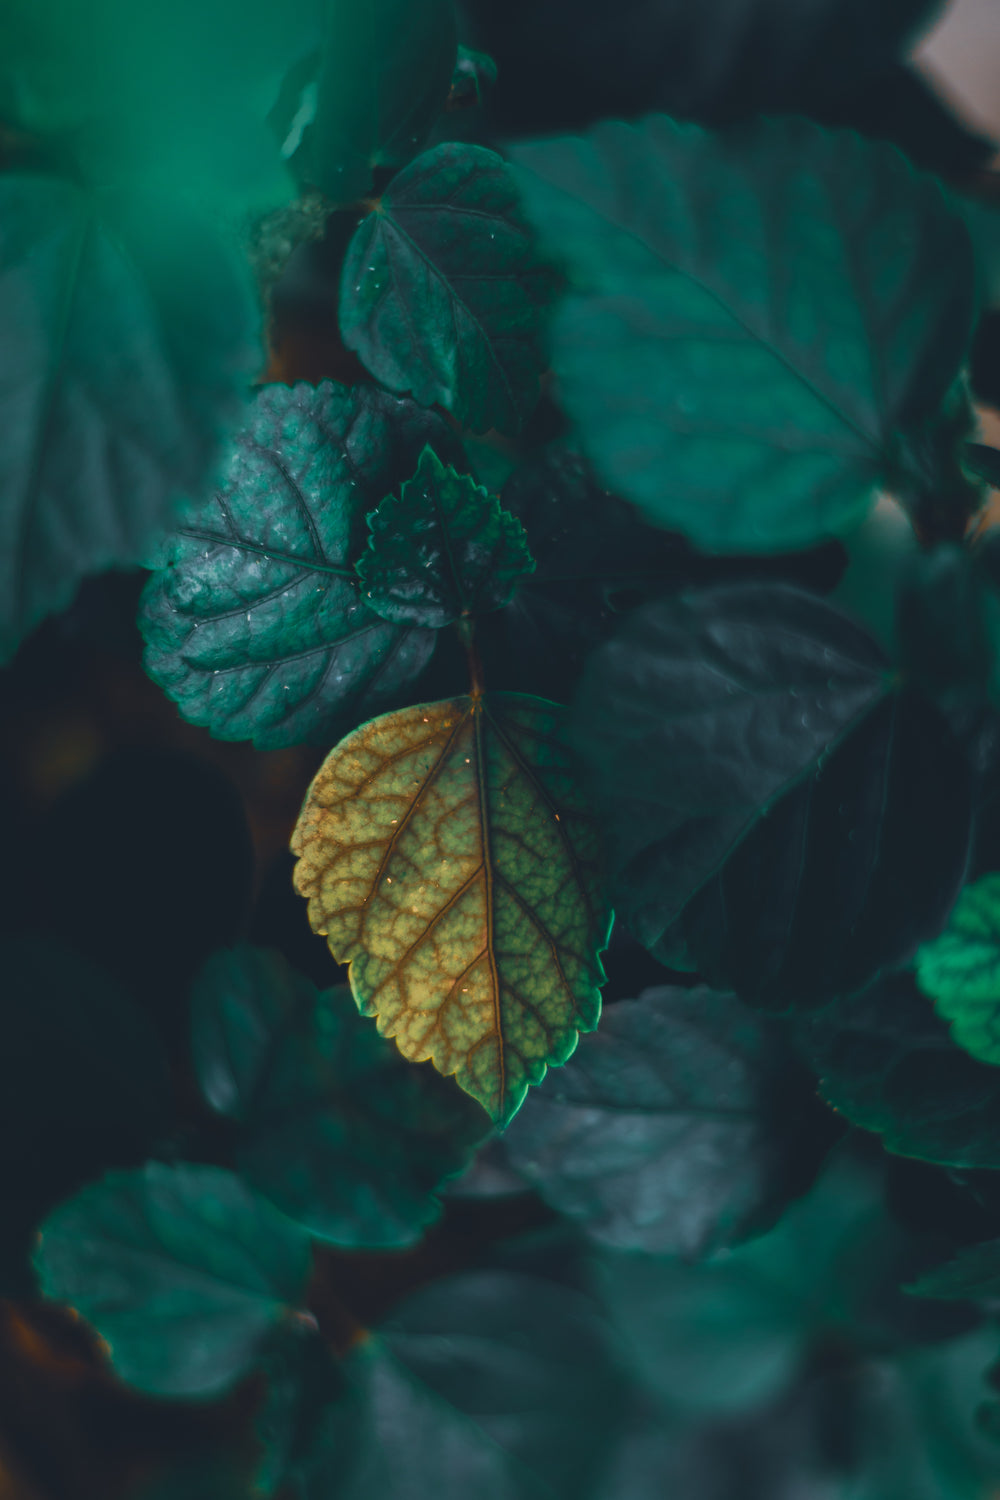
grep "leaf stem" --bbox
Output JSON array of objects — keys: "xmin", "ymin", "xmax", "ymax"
[{"xmin": 456, "ymin": 616, "xmax": 484, "ymax": 698}]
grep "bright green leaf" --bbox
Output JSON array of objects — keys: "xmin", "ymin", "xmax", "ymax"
[
  {"xmin": 0, "ymin": 0, "xmax": 324, "ymax": 215},
  {"xmin": 296, "ymin": 0, "xmax": 456, "ymax": 202},
  {"xmin": 139, "ymin": 381, "xmax": 462, "ymax": 750},
  {"xmin": 571, "ymin": 583, "xmax": 889, "ymax": 954},
  {"xmin": 191, "ymin": 946, "xmax": 489, "ymax": 1247},
  {"xmin": 917, "ymin": 874, "xmax": 1000, "ymax": 1065},
  {"xmin": 504, "ymin": 985, "xmax": 815, "ymax": 1256},
  {"xmin": 34, "ymin": 1163, "xmax": 313, "ymax": 1398},
  {"xmin": 340, "ymin": 143, "xmax": 559, "ymax": 435},
  {"xmin": 356, "ymin": 446, "xmax": 535, "ymax": 628},
  {"xmin": 0, "ymin": 175, "xmax": 260, "ymax": 663},
  {"xmin": 291, "ymin": 692, "xmax": 612, "ymax": 1126},
  {"xmin": 509, "ymin": 115, "xmax": 977, "ymax": 553}
]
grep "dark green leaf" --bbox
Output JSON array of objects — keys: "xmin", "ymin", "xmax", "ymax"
[
  {"xmin": 909, "ymin": 1240, "xmax": 1000, "ymax": 1301},
  {"xmin": 681, "ymin": 688, "xmax": 973, "ymax": 1011},
  {"xmin": 797, "ymin": 973, "xmax": 1000, "ymax": 1168},
  {"xmin": 0, "ymin": 175, "xmax": 259, "ymax": 662},
  {"xmin": 966, "ymin": 445, "xmax": 1000, "ymax": 489},
  {"xmin": 509, "ymin": 116, "xmax": 977, "ymax": 553},
  {"xmin": 340, "ymin": 143, "xmax": 558, "ymax": 435},
  {"xmin": 916, "ymin": 875, "xmax": 1000, "ymax": 1066},
  {"xmin": 255, "ymin": 1327, "xmax": 344, "ymax": 1497},
  {"xmin": 304, "ymin": 1271, "xmax": 623, "ymax": 1499},
  {"xmin": 296, "ymin": 0, "xmax": 457, "ymax": 202},
  {"xmin": 571, "ymin": 583, "xmax": 889, "ymax": 954},
  {"xmin": 356, "ymin": 446, "xmax": 535, "ymax": 628},
  {"xmin": 451, "ymin": 45, "xmax": 499, "ymax": 108},
  {"xmin": 34, "ymin": 1163, "xmax": 313, "ymax": 1397},
  {"xmin": 192, "ymin": 946, "xmax": 489, "ymax": 1247},
  {"xmin": 897, "ymin": 544, "xmax": 993, "ymax": 709},
  {"xmin": 0, "ymin": 0, "xmax": 323, "ymax": 213},
  {"xmin": 504, "ymin": 985, "xmax": 815, "ymax": 1255},
  {"xmin": 139, "ymin": 381, "xmax": 463, "ymax": 749}
]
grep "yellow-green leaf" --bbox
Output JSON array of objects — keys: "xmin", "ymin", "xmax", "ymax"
[{"xmin": 290, "ymin": 693, "xmax": 611, "ymax": 1125}]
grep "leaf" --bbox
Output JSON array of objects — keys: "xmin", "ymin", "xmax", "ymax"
[
  {"xmin": 296, "ymin": 0, "xmax": 457, "ymax": 202},
  {"xmin": 303, "ymin": 1271, "xmax": 624, "ymax": 1499},
  {"xmin": 509, "ymin": 115, "xmax": 977, "ymax": 553},
  {"xmin": 355, "ymin": 446, "xmax": 535, "ymax": 629},
  {"xmin": 966, "ymin": 445, "xmax": 1000, "ymax": 489},
  {"xmin": 908, "ymin": 1240, "xmax": 1000, "ymax": 1301},
  {"xmin": 1, "ymin": 0, "xmax": 324, "ymax": 215},
  {"xmin": 139, "ymin": 381, "xmax": 463, "ymax": 750},
  {"xmin": 254, "ymin": 1328, "xmax": 344, "ymax": 1497},
  {"xmin": 34, "ymin": 1163, "xmax": 313, "ymax": 1398},
  {"xmin": 570, "ymin": 582, "xmax": 889, "ymax": 955},
  {"xmin": 504, "ymin": 985, "xmax": 818, "ymax": 1256},
  {"xmin": 916, "ymin": 875, "xmax": 1000, "ymax": 1066},
  {"xmin": 0, "ymin": 936, "xmax": 172, "ymax": 1197},
  {"xmin": 0, "ymin": 175, "xmax": 260, "ymax": 662},
  {"xmin": 291, "ymin": 692, "xmax": 612, "ymax": 1126},
  {"xmin": 680, "ymin": 687, "xmax": 973, "ymax": 1011},
  {"xmin": 339, "ymin": 143, "xmax": 559, "ymax": 435},
  {"xmin": 191, "ymin": 946, "xmax": 489, "ymax": 1247},
  {"xmin": 451, "ymin": 45, "xmax": 499, "ymax": 108},
  {"xmin": 796, "ymin": 972, "xmax": 1000, "ymax": 1169}
]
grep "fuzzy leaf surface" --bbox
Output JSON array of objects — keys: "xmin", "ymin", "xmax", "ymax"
[
  {"xmin": 191, "ymin": 946, "xmax": 488, "ymax": 1247},
  {"xmin": 356, "ymin": 446, "xmax": 534, "ymax": 628},
  {"xmin": 504, "ymin": 985, "xmax": 810, "ymax": 1255},
  {"xmin": 917, "ymin": 875, "xmax": 1000, "ymax": 1065},
  {"xmin": 291, "ymin": 692, "xmax": 611, "ymax": 1125},
  {"xmin": 34, "ymin": 1163, "xmax": 312, "ymax": 1397},
  {"xmin": 340, "ymin": 143, "xmax": 558, "ymax": 435},
  {"xmin": 797, "ymin": 973, "xmax": 1000, "ymax": 1168},
  {"xmin": 139, "ymin": 382, "xmax": 461, "ymax": 749},
  {"xmin": 0, "ymin": 175, "xmax": 259, "ymax": 662},
  {"xmin": 571, "ymin": 583, "xmax": 888, "ymax": 954},
  {"xmin": 509, "ymin": 116, "xmax": 976, "ymax": 553}
]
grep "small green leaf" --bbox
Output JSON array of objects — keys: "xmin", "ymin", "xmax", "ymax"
[
  {"xmin": 340, "ymin": 143, "xmax": 559, "ymax": 435},
  {"xmin": 797, "ymin": 973, "xmax": 1000, "ymax": 1169},
  {"xmin": 917, "ymin": 875, "xmax": 1000, "ymax": 1066},
  {"xmin": 509, "ymin": 115, "xmax": 977, "ymax": 553},
  {"xmin": 297, "ymin": 0, "xmax": 457, "ymax": 202},
  {"xmin": 571, "ymin": 583, "xmax": 889, "ymax": 954},
  {"xmin": 291, "ymin": 693, "xmax": 611, "ymax": 1126},
  {"xmin": 140, "ymin": 381, "xmax": 462, "ymax": 749},
  {"xmin": 504, "ymin": 984, "xmax": 818, "ymax": 1256},
  {"xmin": 0, "ymin": 175, "xmax": 260, "ymax": 662},
  {"xmin": 303, "ymin": 1272, "xmax": 623, "ymax": 1499},
  {"xmin": 191, "ymin": 946, "xmax": 489, "ymax": 1248},
  {"xmin": 34, "ymin": 1163, "xmax": 313, "ymax": 1398},
  {"xmin": 908, "ymin": 1240, "xmax": 1000, "ymax": 1301},
  {"xmin": 356, "ymin": 446, "xmax": 535, "ymax": 628}
]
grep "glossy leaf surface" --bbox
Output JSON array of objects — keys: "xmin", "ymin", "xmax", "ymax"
[
  {"xmin": 917, "ymin": 875, "xmax": 1000, "ymax": 1065},
  {"xmin": 509, "ymin": 116, "xmax": 977, "ymax": 552},
  {"xmin": 340, "ymin": 143, "xmax": 558, "ymax": 435},
  {"xmin": 35, "ymin": 1163, "xmax": 312, "ymax": 1397},
  {"xmin": 797, "ymin": 973, "xmax": 1000, "ymax": 1168},
  {"xmin": 0, "ymin": 175, "xmax": 259, "ymax": 662},
  {"xmin": 571, "ymin": 583, "xmax": 888, "ymax": 953},
  {"xmin": 192, "ymin": 946, "xmax": 488, "ymax": 1247},
  {"xmin": 356, "ymin": 446, "xmax": 534, "ymax": 628},
  {"xmin": 306, "ymin": 1272, "xmax": 622, "ymax": 1499},
  {"xmin": 291, "ymin": 693, "xmax": 611, "ymax": 1125},
  {"xmin": 504, "ymin": 985, "xmax": 811, "ymax": 1255},
  {"xmin": 301, "ymin": 0, "xmax": 457, "ymax": 202},
  {"xmin": 140, "ymin": 382, "xmax": 461, "ymax": 749}
]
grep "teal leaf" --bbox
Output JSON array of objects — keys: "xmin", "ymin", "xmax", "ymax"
[
  {"xmin": 139, "ymin": 381, "xmax": 462, "ymax": 750},
  {"xmin": 451, "ymin": 45, "xmax": 499, "ymax": 108},
  {"xmin": 254, "ymin": 1328, "xmax": 344, "ymax": 1497},
  {"xmin": 191, "ymin": 947, "xmax": 489, "ymax": 1247},
  {"xmin": 909, "ymin": 1240, "xmax": 1000, "ymax": 1300},
  {"xmin": 1, "ymin": 0, "xmax": 325, "ymax": 215},
  {"xmin": 296, "ymin": 0, "xmax": 457, "ymax": 202},
  {"xmin": 797, "ymin": 973, "xmax": 1000, "ymax": 1168},
  {"xmin": 340, "ymin": 143, "xmax": 559, "ymax": 435},
  {"xmin": 509, "ymin": 115, "xmax": 977, "ymax": 553},
  {"xmin": 917, "ymin": 874, "xmax": 1000, "ymax": 1066},
  {"xmin": 571, "ymin": 583, "xmax": 889, "ymax": 954},
  {"xmin": 504, "ymin": 985, "xmax": 815, "ymax": 1256},
  {"xmin": 304, "ymin": 1272, "xmax": 623, "ymax": 1498},
  {"xmin": 356, "ymin": 446, "xmax": 535, "ymax": 628},
  {"xmin": 34, "ymin": 1163, "xmax": 313, "ymax": 1398},
  {"xmin": 0, "ymin": 175, "xmax": 260, "ymax": 663},
  {"xmin": 965, "ymin": 444, "xmax": 1000, "ymax": 489}
]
